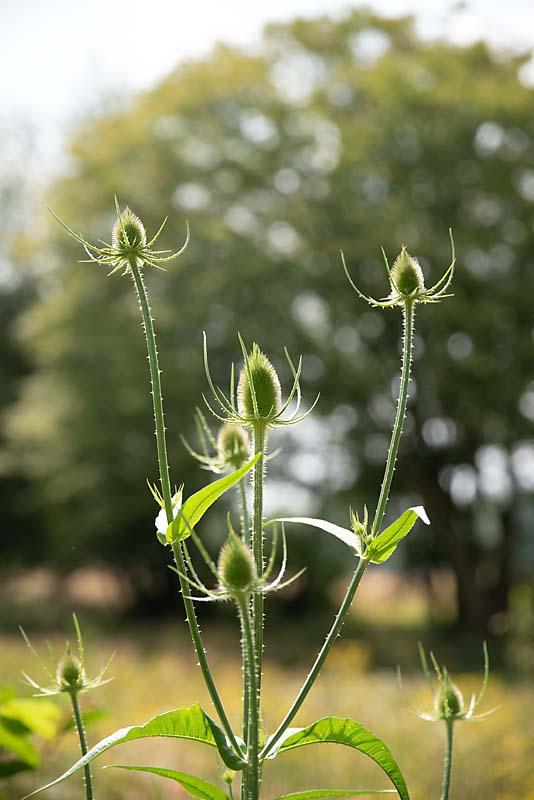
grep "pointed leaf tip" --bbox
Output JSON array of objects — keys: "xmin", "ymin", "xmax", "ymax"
[{"xmin": 369, "ymin": 507, "xmax": 430, "ymax": 564}]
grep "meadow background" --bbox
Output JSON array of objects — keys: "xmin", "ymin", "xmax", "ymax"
[{"xmin": 1, "ymin": 1, "xmax": 533, "ymax": 798}]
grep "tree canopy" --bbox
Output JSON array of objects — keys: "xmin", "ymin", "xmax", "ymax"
[{"xmin": 4, "ymin": 10, "xmax": 534, "ymax": 627}]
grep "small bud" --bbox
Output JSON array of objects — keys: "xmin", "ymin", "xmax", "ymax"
[
  {"xmin": 350, "ymin": 506, "xmax": 368, "ymax": 538},
  {"xmin": 437, "ymin": 675, "xmax": 464, "ymax": 720},
  {"xmin": 218, "ymin": 533, "xmax": 256, "ymax": 595},
  {"xmin": 237, "ymin": 344, "xmax": 282, "ymax": 421},
  {"xmin": 217, "ymin": 424, "xmax": 250, "ymax": 469},
  {"xmin": 57, "ymin": 646, "xmax": 84, "ymax": 692},
  {"xmin": 222, "ymin": 770, "xmax": 236, "ymax": 785},
  {"xmin": 111, "ymin": 207, "xmax": 147, "ymax": 254},
  {"xmin": 390, "ymin": 247, "xmax": 425, "ymax": 298}
]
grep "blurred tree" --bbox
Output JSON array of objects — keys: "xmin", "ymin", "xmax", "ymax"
[
  {"xmin": 0, "ymin": 124, "xmax": 43, "ymax": 564},
  {"xmin": 4, "ymin": 11, "xmax": 534, "ymax": 627}
]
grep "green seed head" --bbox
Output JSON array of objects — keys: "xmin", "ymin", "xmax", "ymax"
[
  {"xmin": 390, "ymin": 247, "xmax": 425, "ymax": 298},
  {"xmin": 57, "ymin": 646, "xmax": 84, "ymax": 692},
  {"xmin": 217, "ymin": 424, "xmax": 250, "ymax": 469},
  {"xmin": 112, "ymin": 207, "xmax": 147, "ymax": 253},
  {"xmin": 437, "ymin": 675, "xmax": 464, "ymax": 719},
  {"xmin": 237, "ymin": 344, "xmax": 282, "ymax": 421},
  {"xmin": 218, "ymin": 533, "xmax": 256, "ymax": 595}
]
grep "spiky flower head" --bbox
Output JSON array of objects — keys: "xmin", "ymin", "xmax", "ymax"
[
  {"xmin": 342, "ymin": 229, "xmax": 456, "ymax": 310},
  {"xmin": 56, "ymin": 646, "xmax": 84, "ymax": 692},
  {"xmin": 400, "ymin": 642, "xmax": 497, "ymax": 724},
  {"xmin": 237, "ymin": 344, "xmax": 282, "ymax": 421},
  {"xmin": 49, "ymin": 197, "xmax": 189, "ymax": 277},
  {"xmin": 177, "ymin": 518, "xmax": 305, "ymax": 604},
  {"xmin": 218, "ymin": 532, "xmax": 257, "ymax": 596},
  {"xmin": 216, "ymin": 424, "xmax": 250, "ymax": 469},
  {"xmin": 390, "ymin": 247, "xmax": 425, "ymax": 299},
  {"xmin": 111, "ymin": 207, "xmax": 147, "ymax": 254},
  {"xmin": 437, "ymin": 673, "xmax": 464, "ymax": 720},
  {"xmin": 203, "ymin": 334, "xmax": 319, "ymax": 431},
  {"xmin": 20, "ymin": 614, "xmax": 113, "ymax": 697}
]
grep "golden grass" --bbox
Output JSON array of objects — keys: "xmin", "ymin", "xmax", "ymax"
[{"xmin": 2, "ymin": 623, "xmax": 533, "ymax": 800}]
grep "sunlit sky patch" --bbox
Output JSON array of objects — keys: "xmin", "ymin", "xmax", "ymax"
[{"xmin": 1, "ymin": 0, "xmax": 533, "ymax": 161}]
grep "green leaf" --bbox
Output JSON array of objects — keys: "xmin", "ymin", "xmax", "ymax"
[
  {"xmin": 107, "ymin": 765, "xmax": 229, "ymax": 800},
  {"xmin": 0, "ymin": 698, "xmax": 61, "ymax": 740},
  {"xmin": 270, "ymin": 717, "xmax": 409, "ymax": 800},
  {"xmin": 274, "ymin": 791, "xmax": 395, "ymax": 800},
  {"xmin": 368, "ymin": 507, "xmax": 430, "ymax": 564},
  {"xmin": 167, "ymin": 453, "xmax": 261, "ymax": 543},
  {"xmin": 0, "ymin": 718, "xmax": 39, "ymax": 767},
  {"xmin": 21, "ymin": 704, "xmax": 245, "ymax": 799},
  {"xmin": 274, "ymin": 517, "xmax": 361, "ymax": 555}
]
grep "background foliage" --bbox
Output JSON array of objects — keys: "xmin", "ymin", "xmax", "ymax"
[{"xmin": 1, "ymin": 10, "xmax": 534, "ymax": 630}]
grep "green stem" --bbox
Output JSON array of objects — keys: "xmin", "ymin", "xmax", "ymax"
[
  {"xmin": 262, "ymin": 300, "xmax": 416, "ymax": 759},
  {"xmin": 70, "ymin": 691, "xmax": 93, "ymax": 800},
  {"xmin": 371, "ymin": 300, "xmax": 415, "ymax": 536},
  {"xmin": 129, "ymin": 257, "xmax": 241, "ymax": 757},
  {"xmin": 261, "ymin": 555, "xmax": 368, "ymax": 758},
  {"xmin": 440, "ymin": 720, "xmax": 454, "ymax": 800},
  {"xmin": 251, "ymin": 424, "xmax": 266, "ymax": 692},
  {"xmin": 239, "ymin": 479, "xmax": 249, "ymax": 544},
  {"xmin": 237, "ymin": 594, "xmax": 261, "ymax": 800},
  {"xmin": 238, "ymin": 477, "xmax": 251, "ymax": 798}
]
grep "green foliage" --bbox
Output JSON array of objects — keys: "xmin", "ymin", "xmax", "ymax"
[
  {"xmin": 4, "ymin": 11, "xmax": 534, "ymax": 620},
  {"xmin": 107, "ymin": 765, "xmax": 230, "ymax": 800},
  {"xmin": 0, "ymin": 687, "xmax": 61, "ymax": 779},
  {"xmin": 166, "ymin": 453, "xmax": 260, "ymax": 544},
  {"xmin": 367, "ymin": 507, "xmax": 430, "ymax": 564},
  {"xmin": 270, "ymin": 717, "xmax": 409, "ymax": 800},
  {"xmin": 22, "ymin": 704, "xmax": 246, "ymax": 797}
]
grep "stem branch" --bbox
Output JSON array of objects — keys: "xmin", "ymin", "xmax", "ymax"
[
  {"xmin": 129, "ymin": 257, "xmax": 241, "ymax": 756},
  {"xmin": 263, "ymin": 300, "xmax": 416, "ymax": 758}
]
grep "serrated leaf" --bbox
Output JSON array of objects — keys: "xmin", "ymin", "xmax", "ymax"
[
  {"xmin": 368, "ymin": 507, "xmax": 430, "ymax": 564},
  {"xmin": 167, "ymin": 453, "xmax": 260, "ymax": 543},
  {"xmin": 21, "ymin": 704, "xmax": 245, "ymax": 799},
  {"xmin": 108, "ymin": 765, "xmax": 229, "ymax": 800},
  {"xmin": 271, "ymin": 717, "xmax": 409, "ymax": 800},
  {"xmin": 273, "ymin": 790, "xmax": 395, "ymax": 800},
  {"xmin": 274, "ymin": 518, "xmax": 361, "ymax": 555}
]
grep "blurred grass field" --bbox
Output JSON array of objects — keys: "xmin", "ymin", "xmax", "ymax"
[{"xmin": 2, "ymin": 616, "xmax": 533, "ymax": 800}]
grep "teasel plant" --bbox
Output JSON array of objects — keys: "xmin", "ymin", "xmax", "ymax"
[
  {"xmin": 398, "ymin": 643, "xmax": 497, "ymax": 800},
  {"xmin": 25, "ymin": 200, "xmax": 459, "ymax": 800},
  {"xmin": 20, "ymin": 614, "xmax": 113, "ymax": 800}
]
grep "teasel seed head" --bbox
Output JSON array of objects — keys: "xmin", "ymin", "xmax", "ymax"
[
  {"xmin": 390, "ymin": 247, "xmax": 425, "ymax": 298},
  {"xmin": 56, "ymin": 646, "xmax": 84, "ymax": 692},
  {"xmin": 218, "ymin": 531, "xmax": 256, "ymax": 596},
  {"xmin": 237, "ymin": 344, "xmax": 282, "ymax": 421},
  {"xmin": 216, "ymin": 424, "xmax": 250, "ymax": 469}
]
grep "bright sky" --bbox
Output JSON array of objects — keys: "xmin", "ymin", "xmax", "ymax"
[{"xmin": 1, "ymin": 0, "xmax": 533, "ymax": 162}]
